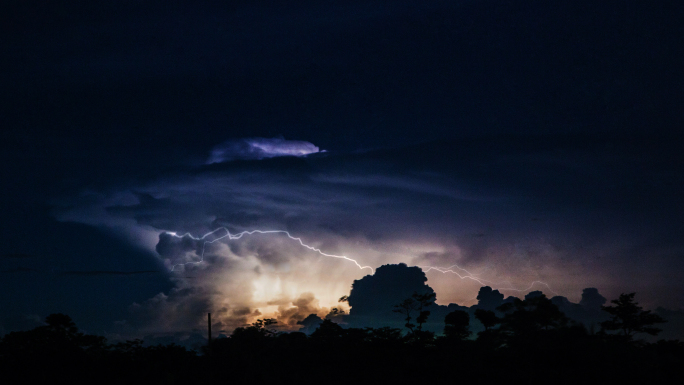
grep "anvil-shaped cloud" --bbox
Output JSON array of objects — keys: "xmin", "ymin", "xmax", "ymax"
[{"xmin": 207, "ymin": 137, "xmax": 320, "ymax": 163}]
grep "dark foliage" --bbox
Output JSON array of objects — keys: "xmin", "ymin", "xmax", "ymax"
[
  {"xmin": 0, "ymin": 314, "xmax": 198, "ymax": 384},
  {"xmin": 1, "ymin": 291, "xmax": 682, "ymax": 385},
  {"xmin": 474, "ymin": 308, "xmax": 500, "ymax": 331},
  {"xmin": 443, "ymin": 310, "xmax": 471, "ymax": 340},
  {"xmin": 601, "ymin": 292, "xmax": 667, "ymax": 341},
  {"xmin": 393, "ymin": 291, "xmax": 437, "ymax": 334}
]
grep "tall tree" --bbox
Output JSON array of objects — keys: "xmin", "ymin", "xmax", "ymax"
[
  {"xmin": 444, "ymin": 310, "xmax": 471, "ymax": 340},
  {"xmin": 394, "ymin": 297, "xmax": 418, "ymax": 333},
  {"xmin": 393, "ymin": 291, "xmax": 436, "ymax": 334},
  {"xmin": 474, "ymin": 309, "xmax": 499, "ymax": 331},
  {"xmin": 600, "ymin": 293, "xmax": 666, "ymax": 340}
]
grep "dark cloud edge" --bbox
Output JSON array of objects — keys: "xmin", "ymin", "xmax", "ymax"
[{"xmin": 60, "ymin": 270, "xmax": 162, "ymax": 276}]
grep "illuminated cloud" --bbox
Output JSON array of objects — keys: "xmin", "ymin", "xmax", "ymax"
[
  {"xmin": 52, "ymin": 139, "xmax": 684, "ymax": 336},
  {"xmin": 207, "ymin": 137, "xmax": 320, "ymax": 163},
  {"xmin": 156, "ymin": 232, "xmax": 203, "ymax": 265},
  {"xmin": 270, "ymin": 292, "xmax": 325, "ymax": 327}
]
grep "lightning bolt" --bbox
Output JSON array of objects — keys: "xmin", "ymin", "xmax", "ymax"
[
  {"xmin": 419, "ymin": 264, "xmax": 558, "ymax": 295},
  {"xmin": 165, "ymin": 227, "xmax": 557, "ymax": 295},
  {"xmin": 167, "ymin": 227, "xmax": 375, "ymax": 274}
]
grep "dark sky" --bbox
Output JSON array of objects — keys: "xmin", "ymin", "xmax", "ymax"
[{"xmin": 1, "ymin": 0, "xmax": 683, "ymax": 338}]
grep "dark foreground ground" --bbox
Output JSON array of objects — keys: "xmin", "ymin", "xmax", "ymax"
[{"xmin": 1, "ymin": 313, "xmax": 682, "ymax": 385}]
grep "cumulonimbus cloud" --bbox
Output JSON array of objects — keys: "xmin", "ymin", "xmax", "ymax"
[
  {"xmin": 51, "ymin": 139, "xmax": 684, "ymax": 338},
  {"xmin": 207, "ymin": 137, "xmax": 320, "ymax": 163}
]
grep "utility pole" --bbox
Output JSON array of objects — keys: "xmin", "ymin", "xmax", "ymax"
[{"xmin": 208, "ymin": 313, "xmax": 212, "ymax": 344}]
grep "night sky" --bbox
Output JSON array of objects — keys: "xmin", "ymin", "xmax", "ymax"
[{"xmin": 2, "ymin": 0, "xmax": 683, "ymax": 341}]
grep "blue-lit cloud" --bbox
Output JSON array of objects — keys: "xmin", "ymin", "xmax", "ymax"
[{"xmin": 207, "ymin": 137, "xmax": 321, "ymax": 163}]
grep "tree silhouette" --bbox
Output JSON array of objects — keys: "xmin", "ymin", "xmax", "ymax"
[
  {"xmin": 474, "ymin": 309, "xmax": 499, "ymax": 331},
  {"xmin": 231, "ymin": 318, "xmax": 279, "ymax": 341},
  {"xmin": 393, "ymin": 291, "xmax": 436, "ymax": 334},
  {"xmin": 492, "ymin": 294, "xmax": 571, "ymax": 349},
  {"xmin": 310, "ymin": 319, "xmax": 345, "ymax": 342},
  {"xmin": 0, "ymin": 313, "xmax": 107, "ymax": 356},
  {"xmin": 326, "ymin": 307, "xmax": 346, "ymax": 318},
  {"xmin": 413, "ymin": 292, "xmax": 436, "ymax": 332},
  {"xmin": 443, "ymin": 310, "xmax": 471, "ymax": 339},
  {"xmin": 368, "ymin": 326, "xmax": 403, "ymax": 347},
  {"xmin": 45, "ymin": 313, "xmax": 79, "ymax": 333},
  {"xmin": 394, "ymin": 297, "xmax": 418, "ymax": 333},
  {"xmin": 0, "ymin": 289, "xmax": 681, "ymax": 385},
  {"xmin": 497, "ymin": 294, "xmax": 568, "ymax": 332},
  {"xmin": 600, "ymin": 292, "xmax": 666, "ymax": 340},
  {"xmin": 474, "ymin": 308, "xmax": 503, "ymax": 347},
  {"xmin": 250, "ymin": 318, "xmax": 278, "ymax": 335}
]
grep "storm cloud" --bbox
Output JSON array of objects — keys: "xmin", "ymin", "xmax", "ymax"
[
  {"xmin": 50, "ymin": 134, "xmax": 684, "ymax": 336},
  {"xmin": 1, "ymin": 0, "xmax": 682, "ymax": 341}
]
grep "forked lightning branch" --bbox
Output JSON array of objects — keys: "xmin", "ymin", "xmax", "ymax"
[{"xmin": 165, "ymin": 227, "xmax": 556, "ymax": 294}]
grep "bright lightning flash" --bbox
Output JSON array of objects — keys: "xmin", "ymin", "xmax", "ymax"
[
  {"xmin": 167, "ymin": 227, "xmax": 375, "ymax": 273},
  {"xmin": 420, "ymin": 265, "xmax": 558, "ymax": 295},
  {"xmin": 165, "ymin": 227, "xmax": 557, "ymax": 295}
]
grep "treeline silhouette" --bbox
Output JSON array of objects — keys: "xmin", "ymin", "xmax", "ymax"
[{"xmin": 1, "ymin": 292, "xmax": 682, "ymax": 385}]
